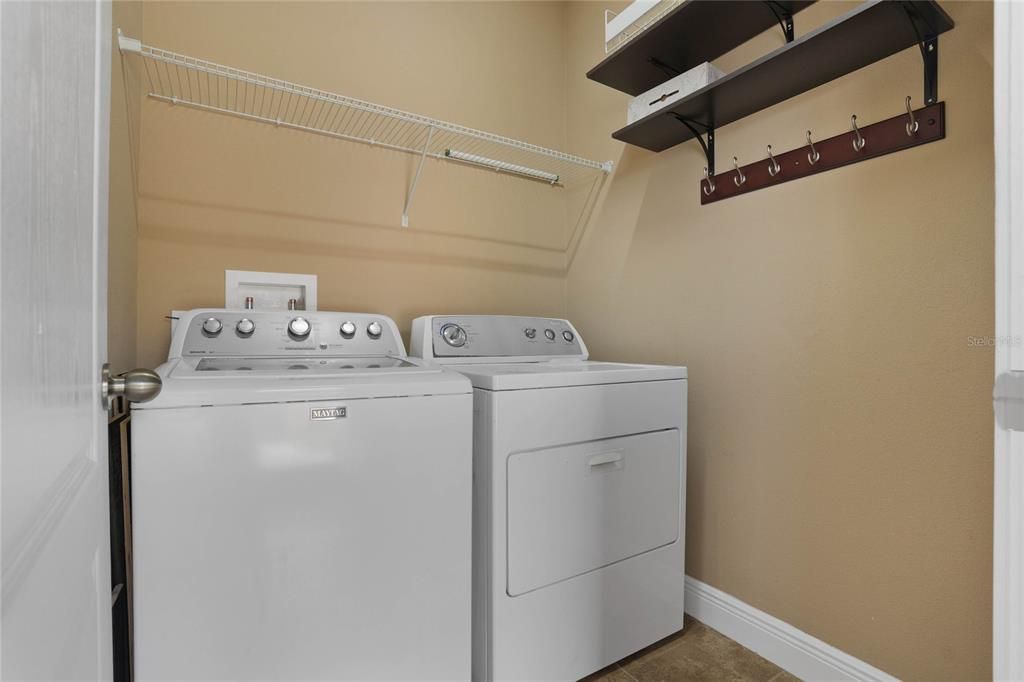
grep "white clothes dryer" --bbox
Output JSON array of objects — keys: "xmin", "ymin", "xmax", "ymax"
[{"xmin": 411, "ymin": 315, "xmax": 687, "ymax": 682}]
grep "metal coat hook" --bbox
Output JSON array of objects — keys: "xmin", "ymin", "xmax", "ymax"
[
  {"xmin": 806, "ymin": 130, "xmax": 820, "ymax": 165},
  {"xmin": 905, "ymin": 95, "xmax": 919, "ymax": 136},
  {"xmin": 702, "ymin": 167, "xmax": 716, "ymax": 196},
  {"xmin": 766, "ymin": 144, "xmax": 781, "ymax": 177},
  {"xmin": 851, "ymin": 115, "xmax": 866, "ymax": 151},
  {"xmin": 733, "ymin": 157, "xmax": 746, "ymax": 187}
]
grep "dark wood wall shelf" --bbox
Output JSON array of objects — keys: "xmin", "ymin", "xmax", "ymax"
[
  {"xmin": 587, "ymin": 1, "xmax": 816, "ymax": 97},
  {"xmin": 606, "ymin": 0, "xmax": 954, "ymax": 155}
]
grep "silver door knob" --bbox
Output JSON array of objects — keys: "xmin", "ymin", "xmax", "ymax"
[{"xmin": 102, "ymin": 364, "xmax": 162, "ymax": 408}]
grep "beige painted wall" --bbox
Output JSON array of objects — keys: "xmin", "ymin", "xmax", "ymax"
[
  {"xmin": 565, "ymin": 2, "xmax": 993, "ymax": 680},
  {"xmin": 134, "ymin": 1, "xmax": 579, "ymax": 368},
  {"xmin": 109, "ymin": 0, "xmax": 143, "ymax": 371},
  {"xmin": 126, "ymin": 1, "xmax": 993, "ymax": 677}
]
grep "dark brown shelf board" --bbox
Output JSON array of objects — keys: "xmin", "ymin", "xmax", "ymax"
[
  {"xmin": 612, "ymin": 0, "xmax": 954, "ymax": 153},
  {"xmin": 587, "ymin": 1, "xmax": 816, "ymax": 97}
]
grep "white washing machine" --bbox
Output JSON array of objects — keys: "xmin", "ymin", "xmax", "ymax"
[
  {"xmin": 410, "ymin": 315, "xmax": 687, "ymax": 682},
  {"xmin": 131, "ymin": 309, "xmax": 472, "ymax": 681}
]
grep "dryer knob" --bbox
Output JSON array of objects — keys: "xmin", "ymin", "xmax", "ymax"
[
  {"xmin": 366, "ymin": 321, "xmax": 383, "ymax": 339},
  {"xmin": 440, "ymin": 323, "xmax": 467, "ymax": 348},
  {"xmin": 544, "ymin": 328, "xmax": 556, "ymax": 341},
  {"xmin": 287, "ymin": 317, "xmax": 311, "ymax": 340},
  {"xmin": 562, "ymin": 330, "xmax": 575, "ymax": 342},
  {"xmin": 524, "ymin": 328, "xmax": 537, "ymax": 339},
  {"xmin": 340, "ymin": 321, "xmax": 357, "ymax": 339},
  {"xmin": 236, "ymin": 318, "xmax": 255, "ymax": 337},
  {"xmin": 202, "ymin": 317, "xmax": 223, "ymax": 336}
]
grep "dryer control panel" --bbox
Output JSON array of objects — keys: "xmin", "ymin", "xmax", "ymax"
[
  {"xmin": 410, "ymin": 315, "xmax": 587, "ymax": 363},
  {"xmin": 169, "ymin": 309, "xmax": 405, "ymax": 359}
]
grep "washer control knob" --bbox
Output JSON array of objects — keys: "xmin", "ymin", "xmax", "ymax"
[
  {"xmin": 287, "ymin": 317, "xmax": 311, "ymax": 340},
  {"xmin": 544, "ymin": 328, "xmax": 556, "ymax": 341},
  {"xmin": 440, "ymin": 323, "xmax": 468, "ymax": 348},
  {"xmin": 340, "ymin": 321, "xmax": 357, "ymax": 339},
  {"xmin": 524, "ymin": 328, "xmax": 537, "ymax": 339},
  {"xmin": 201, "ymin": 317, "xmax": 223, "ymax": 336},
  {"xmin": 366, "ymin": 321, "xmax": 383, "ymax": 339},
  {"xmin": 562, "ymin": 330, "xmax": 575, "ymax": 342},
  {"xmin": 236, "ymin": 318, "xmax": 256, "ymax": 337}
]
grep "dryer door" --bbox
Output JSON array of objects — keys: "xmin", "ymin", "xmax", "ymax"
[{"xmin": 506, "ymin": 429, "xmax": 682, "ymax": 596}]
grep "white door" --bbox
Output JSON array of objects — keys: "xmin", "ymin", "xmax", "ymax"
[
  {"xmin": 1, "ymin": 1, "xmax": 114, "ymax": 679},
  {"xmin": 993, "ymin": 2, "xmax": 1024, "ymax": 679}
]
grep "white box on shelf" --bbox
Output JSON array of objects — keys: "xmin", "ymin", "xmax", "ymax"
[
  {"xmin": 224, "ymin": 270, "xmax": 318, "ymax": 311},
  {"xmin": 627, "ymin": 62, "xmax": 725, "ymax": 125},
  {"xmin": 605, "ymin": 0, "xmax": 682, "ymax": 54}
]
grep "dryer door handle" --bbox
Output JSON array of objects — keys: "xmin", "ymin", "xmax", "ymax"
[{"xmin": 587, "ymin": 452, "xmax": 623, "ymax": 470}]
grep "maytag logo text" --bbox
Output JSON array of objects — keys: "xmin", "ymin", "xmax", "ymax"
[{"xmin": 310, "ymin": 406, "xmax": 347, "ymax": 421}]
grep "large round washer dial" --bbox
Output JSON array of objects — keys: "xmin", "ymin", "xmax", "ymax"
[
  {"xmin": 439, "ymin": 323, "xmax": 468, "ymax": 348},
  {"xmin": 201, "ymin": 317, "xmax": 223, "ymax": 336},
  {"xmin": 235, "ymin": 318, "xmax": 256, "ymax": 337},
  {"xmin": 287, "ymin": 317, "xmax": 311, "ymax": 340},
  {"xmin": 366, "ymin": 321, "xmax": 383, "ymax": 339},
  {"xmin": 339, "ymin": 321, "xmax": 357, "ymax": 339}
]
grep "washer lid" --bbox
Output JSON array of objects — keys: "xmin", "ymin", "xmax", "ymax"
[
  {"xmin": 136, "ymin": 356, "xmax": 471, "ymax": 409},
  {"xmin": 453, "ymin": 360, "xmax": 687, "ymax": 391}
]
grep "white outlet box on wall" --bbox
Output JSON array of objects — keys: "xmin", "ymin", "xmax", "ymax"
[{"xmin": 224, "ymin": 270, "xmax": 318, "ymax": 311}]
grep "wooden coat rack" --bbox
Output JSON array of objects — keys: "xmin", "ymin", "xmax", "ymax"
[{"xmin": 699, "ymin": 99, "xmax": 946, "ymax": 204}]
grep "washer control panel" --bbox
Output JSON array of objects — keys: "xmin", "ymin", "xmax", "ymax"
[
  {"xmin": 170, "ymin": 310, "xmax": 405, "ymax": 359},
  {"xmin": 411, "ymin": 315, "xmax": 585, "ymax": 361}
]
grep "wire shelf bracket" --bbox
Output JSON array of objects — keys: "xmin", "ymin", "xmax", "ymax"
[{"xmin": 117, "ymin": 30, "xmax": 614, "ymax": 227}]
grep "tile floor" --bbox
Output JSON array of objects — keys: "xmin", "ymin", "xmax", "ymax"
[{"xmin": 583, "ymin": 616, "xmax": 800, "ymax": 682}]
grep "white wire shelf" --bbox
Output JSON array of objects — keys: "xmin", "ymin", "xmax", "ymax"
[{"xmin": 118, "ymin": 31, "xmax": 612, "ymax": 220}]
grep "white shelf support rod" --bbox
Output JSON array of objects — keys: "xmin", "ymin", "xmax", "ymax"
[{"xmin": 402, "ymin": 126, "xmax": 434, "ymax": 228}]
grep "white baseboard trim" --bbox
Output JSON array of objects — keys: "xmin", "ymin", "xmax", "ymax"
[{"xmin": 684, "ymin": 576, "xmax": 899, "ymax": 682}]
